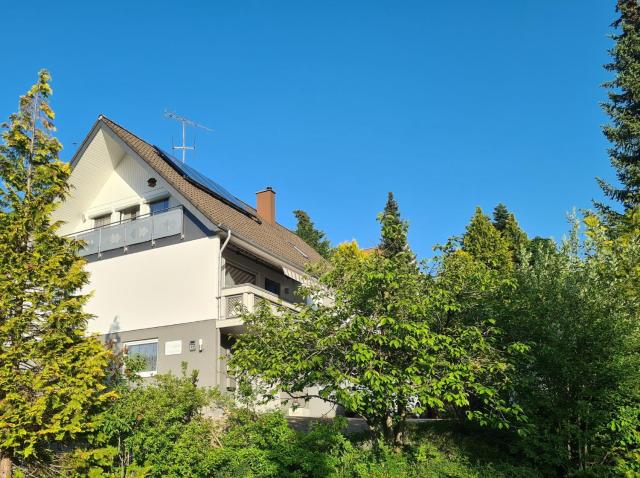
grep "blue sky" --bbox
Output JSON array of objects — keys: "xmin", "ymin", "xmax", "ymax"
[{"xmin": 0, "ymin": 1, "xmax": 617, "ymax": 258}]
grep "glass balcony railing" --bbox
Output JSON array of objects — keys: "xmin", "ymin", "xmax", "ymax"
[{"xmin": 69, "ymin": 206, "xmax": 184, "ymax": 257}]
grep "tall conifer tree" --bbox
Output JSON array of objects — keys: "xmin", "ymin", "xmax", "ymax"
[
  {"xmin": 293, "ymin": 210, "xmax": 332, "ymax": 259},
  {"xmin": 598, "ymin": 0, "xmax": 640, "ymax": 222},
  {"xmin": 379, "ymin": 192, "xmax": 408, "ymax": 258},
  {"xmin": 462, "ymin": 207, "xmax": 512, "ymax": 271},
  {"xmin": 0, "ymin": 71, "xmax": 113, "ymax": 477},
  {"xmin": 492, "ymin": 203, "xmax": 510, "ymax": 231}
]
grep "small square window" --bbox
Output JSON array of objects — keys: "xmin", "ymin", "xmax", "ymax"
[
  {"xmin": 93, "ymin": 213, "xmax": 112, "ymax": 228},
  {"xmin": 150, "ymin": 198, "xmax": 169, "ymax": 214},
  {"xmin": 124, "ymin": 339, "xmax": 158, "ymax": 377}
]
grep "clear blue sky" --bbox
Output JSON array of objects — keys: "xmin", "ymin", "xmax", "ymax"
[{"xmin": 0, "ymin": 1, "xmax": 618, "ymax": 258}]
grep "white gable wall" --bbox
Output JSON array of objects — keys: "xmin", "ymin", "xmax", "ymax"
[
  {"xmin": 52, "ymin": 124, "xmax": 223, "ymax": 335},
  {"xmin": 56, "ymin": 129, "xmax": 122, "ymax": 234}
]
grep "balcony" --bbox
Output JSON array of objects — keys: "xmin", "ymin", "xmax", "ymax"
[
  {"xmin": 70, "ymin": 206, "xmax": 184, "ymax": 257},
  {"xmin": 217, "ymin": 283, "xmax": 299, "ymax": 330}
]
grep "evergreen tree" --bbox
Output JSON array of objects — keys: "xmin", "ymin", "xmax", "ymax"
[
  {"xmin": 598, "ymin": 0, "xmax": 640, "ymax": 222},
  {"xmin": 462, "ymin": 207, "xmax": 512, "ymax": 271},
  {"xmin": 379, "ymin": 192, "xmax": 408, "ymax": 258},
  {"xmin": 491, "ymin": 204, "xmax": 528, "ymax": 261},
  {"xmin": 0, "ymin": 71, "xmax": 113, "ymax": 477},
  {"xmin": 502, "ymin": 212, "xmax": 529, "ymax": 261},
  {"xmin": 293, "ymin": 210, "xmax": 332, "ymax": 259},
  {"xmin": 492, "ymin": 203, "xmax": 510, "ymax": 231}
]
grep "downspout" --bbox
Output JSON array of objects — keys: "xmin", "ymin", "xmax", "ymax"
[
  {"xmin": 217, "ymin": 225, "xmax": 232, "ymax": 320},
  {"xmin": 216, "ymin": 225, "xmax": 232, "ymax": 390}
]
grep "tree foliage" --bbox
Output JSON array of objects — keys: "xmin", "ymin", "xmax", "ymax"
[
  {"xmin": 492, "ymin": 203, "xmax": 510, "ymax": 232},
  {"xmin": 501, "ymin": 217, "xmax": 640, "ymax": 474},
  {"xmin": 231, "ymin": 197, "xmax": 525, "ymax": 446},
  {"xmin": 598, "ymin": 0, "xmax": 640, "ymax": 225},
  {"xmin": 447, "ymin": 208, "xmax": 640, "ymax": 475},
  {"xmin": 293, "ymin": 210, "xmax": 332, "ymax": 259},
  {"xmin": 0, "ymin": 71, "xmax": 113, "ymax": 475},
  {"xmin": 379, "ymin": 192, "xmax": 407, "ymax": 258},
  {"xmin": 462, "ymin": 207, "xmax": 513, "ymax": 271}
]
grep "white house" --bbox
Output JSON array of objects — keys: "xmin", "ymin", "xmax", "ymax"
[{"xmin": 53, "ymin": 115, "xmax": 332, "ymax": 417}]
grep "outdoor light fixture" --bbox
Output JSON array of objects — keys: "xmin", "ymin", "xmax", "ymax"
[{"xmin": 147, "ymin": 177, "xmax": 157, "ymax": 187}]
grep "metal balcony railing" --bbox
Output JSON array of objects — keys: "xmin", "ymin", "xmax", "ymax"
[{"xmin": 69, "ymin": 206, "xmax": 184, "ymax": 257}]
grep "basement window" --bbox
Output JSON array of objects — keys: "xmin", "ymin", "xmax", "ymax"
[{"xmin": 124, "ymin": 339, "xmax": 158, "ymax": 377}]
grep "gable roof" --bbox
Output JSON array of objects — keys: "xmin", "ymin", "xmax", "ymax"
[{"xmin": 75, "ymin": 115, "xmax": 323, "ymax": 271}]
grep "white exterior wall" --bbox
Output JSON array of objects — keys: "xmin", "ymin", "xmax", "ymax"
[{"xmin": 84, "ymin": 235, "xmax": 221, "ymax": 334}]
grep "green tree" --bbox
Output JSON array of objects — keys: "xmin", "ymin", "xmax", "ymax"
[
  {"xmin": 493, "ymin": 218, "xmax": 640, "ymax": 474},
  {"xmin": 502, "ymin": 213, "xmax": 528, "ymax": 260},
  {"xmin": 0, "ymin": 71, "xmax": 113, "ymax": 477},
  {"xmin": 462, "ymin": 207, "xmax": 512, "ymax": 271},
  {"xmin": 492, "ymin": 204, "xmax": 529, "ymax": 261},
  {"xmin": 231, "ymin": 197, "xmax": 524, "ymax": 446},
  {"xmin": 598, "ymin": 0, "xmax": 640, "ymax": 224},
  {"xmin": 64, "ymin": 365, "xmax": 222, "ymax": 478},
  {"xmin": 379, "ymin": 192, "xmax": 407, "ymax": 258},
  {"xmin": 293, "ymin": 210, "xmax": 332, "ymax": 259},
  {"xmin": 492, "ymin": 203, "xmax": 510, "ymax": 231}
]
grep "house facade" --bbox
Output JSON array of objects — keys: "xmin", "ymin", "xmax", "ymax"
[{"xmin": 53, "ymin": 116, "xmax": 332, "ymax": 417}]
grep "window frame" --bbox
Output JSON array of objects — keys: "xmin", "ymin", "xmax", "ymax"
[
  {"xmin": 93, "ymin": 213, "xmax": 112, "ymax": 228},
  {"xmin": 149, "ymin": 197, "xmax": 170, "ymax": 215},
  {"xmin": 264, "ymin": 277, "xmax": 281, "ymax": 296},
  {"xmin": 119, "ymin": 205, "xmax": 140, "ymax": 223},
  {"xmin": 124, "ymin": 338, "xmax": 159, "ymax": 377}
]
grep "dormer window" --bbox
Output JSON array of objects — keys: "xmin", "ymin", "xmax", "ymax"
[
  {"xmin": 93, "ymin": 213, "xmax": 111, "ymax": 228},
  {"xmin": 120, "ymin": 205, "xmax": 140, "ymax": 222},
  {"xmin": 150, "ymin": 198, "xmax": 169, "ymax": 214}
]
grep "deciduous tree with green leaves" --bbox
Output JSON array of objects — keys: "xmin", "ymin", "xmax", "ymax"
[
  {"xmin": 0, "ymin": 71, "xmax": 113, "ymax": 477},
  {"xmin": 498, "ymin": 217, "xmax": 640, "ymax": 474},
  {"xmin": 231, "ymin": 196, "xmax": 525, "ymax": 447},
  {"xmin": 293, "ymin": 209, "xmax": 332, "ymax": 259}
]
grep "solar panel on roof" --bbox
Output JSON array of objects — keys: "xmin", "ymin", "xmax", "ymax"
[{"xmin": 158, "ymin": 149, "xmax": 256, "ymax": 218}]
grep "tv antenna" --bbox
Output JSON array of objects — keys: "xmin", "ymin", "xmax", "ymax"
[{"xmin": 164, "ymin": 110, "xmax": 213, "ymax": 163}]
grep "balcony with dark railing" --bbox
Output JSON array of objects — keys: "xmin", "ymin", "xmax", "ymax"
[{"xmin": 69, "ymin": 206, "xmax": 185, "ymax": 258}]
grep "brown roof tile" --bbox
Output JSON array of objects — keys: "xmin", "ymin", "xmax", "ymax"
[{"xmin": 99, "ymin": 116, "xmax": 323, "ymax": 270}]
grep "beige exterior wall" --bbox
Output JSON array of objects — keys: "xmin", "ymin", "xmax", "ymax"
[{"xmin": 85, "ymin": 235, "xmax": 221, "ymax": 335}]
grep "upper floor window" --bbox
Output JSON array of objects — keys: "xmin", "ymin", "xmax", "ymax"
[
  {"xmin": 265, "ymin": 277, "xmax": 281, "ymax": 296},
  {"xmin": 150, "ymin": 198, "xmax": 169, "ymax": 214},
  {"xmin": 93, "ymin": 213, "xmax": 111, "ymax": 228},
  {"xmin": 120, "ymin": 205, "xmax": 140, "ymax": 222}
]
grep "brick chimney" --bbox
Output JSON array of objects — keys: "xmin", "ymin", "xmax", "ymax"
[{"xmin": 256, "ymin": 187, "xmax": 276, "ymax": 225}]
